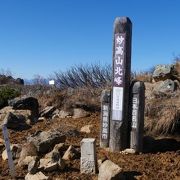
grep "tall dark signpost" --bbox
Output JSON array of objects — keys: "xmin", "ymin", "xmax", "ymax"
[
  {"xmin": 109, "ymin": 17, "xmax": 132, "ymax": 151},
  {"xmin": 130, "ymin": 81, "xmax": 145, "ymax": 152},
  {"xmin": 100, "ymin": 90, "xmax": 111, "ymax": 148}
]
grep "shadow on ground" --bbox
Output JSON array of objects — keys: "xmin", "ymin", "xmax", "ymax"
[{"xmin": 143, "ymin": 136, "xmax": 180, "ymax": 153}]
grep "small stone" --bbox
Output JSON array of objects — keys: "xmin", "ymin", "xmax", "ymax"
[
  {"xmin": 25, "ymin": 172, "xmax": 49, "ymax": 180},
  {"xmin": 38, "ymin": 117, "xmax": 46, "ymax": 121},
  {"xmin": 45, "ymin": 150, "xmax": 60, "ymax": 162},
  {"xmin": 40, "ymin": 106, "xmax": 56, "ymax": 118},
  {"xmin": 44, "ymin": 162, "xmax": 58, "ymax": 172},
  {"xmin": 80, "ymin": 125, "xmax": 93, "ymax": 133},
  {"xmin": 53, "ymin": 143, "xmax": 66, "ymax": 152},
  {"xmin": 39, "ymin": 158, "xmax": 50, "ymax": 169},
  {"xmin": 52, "ymin": 114, "xmax": 59, "ymax": 119},
  {"xmin": 2, "ymin": 144, "xmax": 22, "ymax": 160},
  {"xmin": 18, "ymin": 142, "xmax": 37, "ymax": 166},
  {"xmin": 28, "ymin": 158, "xmax": 39, "ymax": 174},
  {"xmin": 73, "ymin": 108, "xmax": 89, "ymax": 119},
  {"xmin": 58, "ymin": 158, "xmax": 66, "ymax": 170},
  {"xmin": 98, "ymin": 160, "xmax": 123, "ymax": 180},
  {"xmin": 62, "ymin": 145, "xmax": 79, "ymax": 161},
  {"xmin": 18, "ymin": 156, "xmax": 37, "ymax": 168},
  {"xmin": 59, "ymin": 110, "xmax": 72, "ymax": 118},
  {"xmin": 121, "ymin": 148, "xmax": 136, "ymax": 154}
]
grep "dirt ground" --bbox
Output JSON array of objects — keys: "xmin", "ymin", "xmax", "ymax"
[{"xmin": 0, "ymin": 113, "xmax": 180, "ymax": 180}]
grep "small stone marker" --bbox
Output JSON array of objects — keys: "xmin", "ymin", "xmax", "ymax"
[
  {"xmin": 130, "ymin": 81, "xmax": 145, "ymax": 152},
  {"xmin": 110, "ymin": 17, "xmax": 132, "ymax": 151},
  {"xmin": 100, "ymin": 90, "xmax": 111, "ymax": 148},
  {"xmin": 2, "ymin": 124, "xmax": 16, "ymax": 178},
  {"xmin": 80, "ymin": 138, "xmax": 97, "ymax": 174}
]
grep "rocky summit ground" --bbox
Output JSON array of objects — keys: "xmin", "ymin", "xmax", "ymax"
[{"xmin": 0, "ymin": 113, "xmax": 180, "ymax": 180}]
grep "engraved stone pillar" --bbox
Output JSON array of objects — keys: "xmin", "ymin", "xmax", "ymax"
[{"xmin": 80, "ymin": 138, "xmax": 97, "ymax": 174}]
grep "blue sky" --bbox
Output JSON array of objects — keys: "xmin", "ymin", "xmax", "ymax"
[{"xmin": 0, "ymin": 0, "xmax": 180, "ymax": 79}]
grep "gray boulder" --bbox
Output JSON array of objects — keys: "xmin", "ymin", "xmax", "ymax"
[
  {"xmin": 8, "ymin": 96, "xmax": 39, "ymax": 118},
  {"xmin": 153, "ymin": 65, "xmax": 173, "ymax": 82},
  {"xmin": 27, "ymin": 130, "xmax": 66, "ymax": 154},
  {"xmin": 3, "ymin": 112, "xmax": 31, "ymax": 130},
  {"xmin": 153, "ymin": 79, "xmax": 176, "ymax": 96}
]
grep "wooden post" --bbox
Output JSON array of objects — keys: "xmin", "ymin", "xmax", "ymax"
[
  {"xmin": 100, "ymin": 90, "xmax": 111, "ymax": 148},
  {"xmin": 109, "ymin": 17, "xmax": 132, "ymax": 151},
  {"xmin": 2, "ymin": 124, "xmax": 16, "ymax": 178},
  {"xmin": 130, "ymin": 81, "xmax": 145, "ymax": 152}
]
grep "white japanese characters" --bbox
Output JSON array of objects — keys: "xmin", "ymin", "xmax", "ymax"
[
  {"xmin": 114, "ymin": 34, "xmax": 125, "ymax": 87},
  {"xmin": 132, "ymin": 97, "xmax": 138, "ymax": 128},
  {"xmin": 101, "ymin": 105, "xmax": 109, "ymax": 140}
]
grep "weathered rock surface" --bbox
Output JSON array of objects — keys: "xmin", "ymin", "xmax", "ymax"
[
  {"xmin": 28, "ymin": 158, "xmax": 40, "ymax": 174},
  {"xmin": 2, "ymin": 144, "xmax": 22, "ymax": 160},
  {"xmin": 18, "ymin": 156, "xmax": 37, "ymax": 168},
  {"xmin": 8, "ymin": 96, "xmax": 39, "ymax": 118},
  {"xmin": 98, "ymin": 160, "xmax": 124, "ymax": 180},
  {"xmin": 39, "ymin": 157, "xmax": 65, "ymax": 172},
  {"xmin": 45, "ymin": 143, "xmax": 66, "ymax": 159},
  {"xmin": 0, "ymin": 106, "xmax": 34, "ymax": 128},
  {"xmin": 80, "ymin": 125, "xmax": 93, "ymax": 133},
  {"xmin": 153, "ymin": 65, "xmax": 173, "ymax": 82},
  {"xmin": 153, "ymin": 79, "xmax": 176, "ymax": 95},
  {"xmin": 59, "ymin": 110, "xmax": 72, "ymax": 118},
  {"xmin": 39, "ymin": 106, "xmax": 56, "ymax": 118},
  {"xmin": 73, "ymin": 108, "xmax": 89, "ymax": 119},
  {"xmin": 3, "ymin": 112, "xmax": 31, "ymax": 130},
  {"xmin": 18, "ymin": 142, "xmax": 38, "ymax": 167},
  {"xmin": 25, "ymin": 172, "xmax": 49, "ymax": 180},
  {"xmin": 62, "ymin": 145, "xmax": 79, "ymax": 161},
  {"xmin": 27, "ymin": 130, "xmax": 66, "ymax": 154},
  {"xmin": 45, "ymin": 149, "xmax": 60, "ymax": 163}
]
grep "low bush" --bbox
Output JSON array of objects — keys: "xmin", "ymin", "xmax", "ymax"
[{"xmin": 0, "ymin": 86, "xmax": 20, "ymax": 108}]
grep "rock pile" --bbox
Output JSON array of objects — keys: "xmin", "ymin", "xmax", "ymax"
[
  {"xmin": 152, "ymin": 63, "xmax": 180, "ymax": 96},
  {"xmin": 0, "ymin": 96, "xmax": 39, "ymax": 130},
  {"xmin": 1, "ymin": 128, "xmax": 81, "ymax": 179}
]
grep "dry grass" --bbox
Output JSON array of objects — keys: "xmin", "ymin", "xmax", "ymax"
[
  {"xmin": 37, "ymin": 86, "xmax": 103, "ymax": 112},
  {"xmin": 132, "ymin": 71, "xmax": 153, "ymax": 82},
  {"xmin": 145, "ymin": 93, "xmax": 180, "ymax": 135}
]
